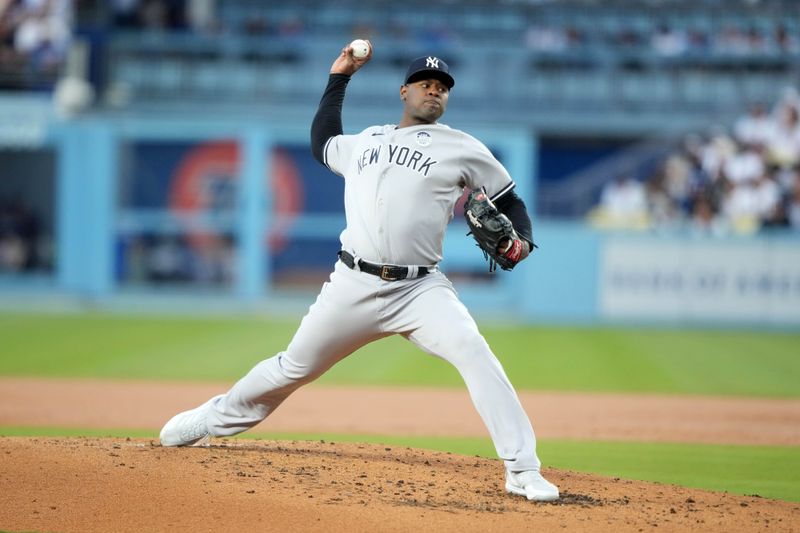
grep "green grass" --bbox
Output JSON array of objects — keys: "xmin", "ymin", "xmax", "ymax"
[
  {"xmin": 1, "ymin": 312, "xmax": 798, "ymax": 397},
  {"xmin": 3, "ymin": 312, "xmax": 797, "ymax": 505},
  {"xmin": 2, "ymin": 426, "xmax": 797, "ymax": 503}
]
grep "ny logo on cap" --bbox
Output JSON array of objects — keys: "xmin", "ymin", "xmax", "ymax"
[{"xmin": 426, "ymin": 57, "xmax": 440, "ymax": 68}]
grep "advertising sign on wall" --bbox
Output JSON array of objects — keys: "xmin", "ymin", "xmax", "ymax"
[{"xmin": 600, "ymin": 239, "xmax": 800, "ymax": 325}]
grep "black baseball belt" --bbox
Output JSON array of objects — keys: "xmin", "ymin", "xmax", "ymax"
[{"xmin": 338, "ymin": 251, "xmax": 432, "ymax": 281}]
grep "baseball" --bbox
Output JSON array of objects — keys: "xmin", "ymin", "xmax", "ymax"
[{"xmin": 349, "ymin": 39, "xmax": 370, "ymax": 59}]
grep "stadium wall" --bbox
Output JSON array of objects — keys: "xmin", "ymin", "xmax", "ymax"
[{"xmin": 0, "ymin": 103, "xmax": 798, "ymax": 327}]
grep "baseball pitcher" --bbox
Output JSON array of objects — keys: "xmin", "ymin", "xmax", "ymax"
[{"xmin": 160, "ymin": 42, "xmax": 559, "ymax": 502}]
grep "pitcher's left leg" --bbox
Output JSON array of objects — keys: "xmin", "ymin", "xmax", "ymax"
[{"xmin": 399, "ymin": 274, "xmax": 540, "ymax": 472}]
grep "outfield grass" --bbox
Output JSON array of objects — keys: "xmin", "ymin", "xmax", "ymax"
[
  {"xmin": 2, "ymin": 426, "xmax": 797, "ymax": 503},
  {"xmin": 1, "ymin": 312, "xmax": 798, "ymax": 397},
  {"xmin": 2, "ymin": 312, "xmax": 798, "ymax": 503}
]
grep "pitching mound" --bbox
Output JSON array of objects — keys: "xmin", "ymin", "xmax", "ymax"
[{"xmin": 1, "ymin": 437, "xmax": 796, "ymax": 532}]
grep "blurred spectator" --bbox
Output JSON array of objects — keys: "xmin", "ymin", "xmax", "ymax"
[
  {"xmin": 0, "ymin": 233, "xmax": 26, "ymax": 271},
  {"xmin": 764, "ymin": 102, "xmax": 800, "ymax": 168},
  {"xmin": 744, "ymin": 26, "xmax": 769, "ymax": 54},
  {"xmin": 690, "ymin": 195, "xmax": 727, "ymax": 237},
  {"xmin": 754, "ymin": 172, "xmax": 782, "ymax": 222},
  {"xmin": 660, "ymin": 153, "xmax": 694, "ymax": 209},
  {"xmin": 141, "ymin": 0, "xmax": 168, "ymax": 30},
  {"xmin": 615, "ymin": 26, "xmax": 643, "ymax": 49},
  {"xmin": 241, "ymin": 13, "xmax": 270, "ymax": 36},
  {"xmin": 700, "ymin": 132, "xmax": 737, "ymax": 182},
  {"xmin": 776, "ymin": 166, "xmax": 800, "ymax": 196},
  {"xmin": 714, "ymin": 24, "xmax": 752, "ymax": 55},
  {"xmin": 651, "ymin": 24, "xmax": 687, "ymax": 57},
  {"xmin": 0, "ymin": 0, "xmax": 16, "ymax": 60},
  {"xmin": 519, "ymin": 9, "xmax": 798, "ymax": 59},
  {"xmin": 191, "ymin": 234, "xmax": 234, "ymax": 285},
  {"xmin": 107, "ymin": 0, "xmax": 184, "ymax": 31},
  {"xmin": 723, "ymin": 144, "xmax": 765, "ymax": 184},
  {"xmin": 0, "ymin": 199, "xmax": 47, "ymax": 273},
  {"xmin": 186, "ymin": 0, "xmax": 215, "ymax": 34},
  {"xmin": 679, "ymin": 134, "xmax": 709, "ymax": 192},
  {"xmin": 720, "ymin": 179, "xmax": 760, "ymax": 234},
  {"xmin": 775, "ymin": 24, "xmax": 800, "ymax": 54},
  {"xmin": 589, "ymin": 174, "xmax": 649, "ymax": 230},
  {"xmin": 733, "ymin": 103, "xmax": 774, "ymax": 147},
  {"xmin": 121, "ymin": 232, "xmax": 234, "ymax": 287},
  {"xmin": 147, "ymin": 234, "xmax": 189, "ymax": 283},
  {"xmin": 776, "ymin": 87, "xmax": 800, "ymax": 118},
  {"xmin": 788, "ymin": 179, "xmax": 800, "ymax": 230},
  {"xmin": 645, "ymin": 171, "xmax": 681, "ymax": 229},
  {"xmin": 525, "ymin": 24, "xmax": 569, "ymax": 52},
  {"xmin": 686, "ymin": 27, "xmax": 710, "ymax": 53},
  {"xmin": 592, "ymin": 85, "xmax": 800, "ymax": 236},
  {"xmin": 111, "ymin": 0, "xmax": 140, "ymax": 28},
  {"xmin": 564, "ymin": 26, "xmax": 586, "ymax": 49},
  {"xmin": 111, "ymin": 0, "xmax": 207, "ymax": 31},
  {"xmin": 0, "ymin": 0, "xmax": 74, "ymax": 90},
  {"xmin": 13, "ymin": 0, "xmax": 72, "ymax": 65}
]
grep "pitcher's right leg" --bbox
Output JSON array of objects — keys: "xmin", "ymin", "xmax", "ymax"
[{"xmin": 160, "ymin": 262, "xmax": 385, "ymax": 445}]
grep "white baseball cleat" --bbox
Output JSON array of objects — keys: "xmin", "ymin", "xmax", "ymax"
[
  {"xmin": 505, "ymin": 469, "xmax": 560, "ymax": 502},
  {"xmin": 159, "ymin": 395, "xmax": 223, "ymax": 447}
]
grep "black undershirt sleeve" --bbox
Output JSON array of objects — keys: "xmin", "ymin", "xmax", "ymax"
[
  {"xmin": 494, "ymin": 191, "xmax": 535, "ymax": 248},
  {"xmin": 310, "ymin": 74, "xmax": 351, "ymax": 166}
]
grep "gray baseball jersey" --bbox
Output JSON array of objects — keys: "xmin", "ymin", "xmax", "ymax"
[
  {"xmin": 187, "ymin": 121, "xmax": 543, "ymax": 473},
  {"xmin": 158, "ymin": 51, "xmax": 556, "ymax": 496},
  {"xmin": 323, "ymin": 123, "xmax": 515, "ymax": 266},
  {"xmin": 168, "ymin": 114, "xmax": 542, "ymax": 475}
]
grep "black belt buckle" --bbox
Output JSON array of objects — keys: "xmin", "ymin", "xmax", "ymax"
[{"xmin": 380, "ymin": 265, "xmax": 400, "ymax": 281}]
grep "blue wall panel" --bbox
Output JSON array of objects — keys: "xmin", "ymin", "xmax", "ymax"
[{"xmin": 28, "ymin": 114, "xmax": 800, "ymax": 327}]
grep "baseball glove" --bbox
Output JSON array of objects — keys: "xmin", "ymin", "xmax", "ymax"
[{"xmin": 464, "ymin": 188, "xmax": 524, "ymax": 272}]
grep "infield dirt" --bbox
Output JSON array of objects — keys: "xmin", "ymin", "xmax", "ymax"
[
  {"xmin": 2, "ymin": 436, "xmax": 798, "ymax": 533},
  {"xmin": 1, "ymin": 378, "xmax": 799, "ymax": 532}
]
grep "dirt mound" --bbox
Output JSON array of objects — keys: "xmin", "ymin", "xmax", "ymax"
[{"xmin": 1, "ymin": 437, "xmax": 796, "ymax": 532}]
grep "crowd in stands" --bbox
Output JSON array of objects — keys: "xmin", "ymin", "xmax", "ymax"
[
  {"xmin": 0, "ymin": 0, "xmax": 219, "ymax": 90},
  {"xmin": 92, "ymin": 1, "xmax": 800, "ymax": 61},
  {"xmin": 591, "ymin": 87, "xmax": 800, "ymax": 235},
  {"xmin": 525, "ymin": 19, "xmax": 800, "ymax": 60},
  {"xmin": 108, "ymin": 0, "xmax": 216, "ymax": 33},
  {"xmin": 3, "ymin": 0, "xmax": 797, "ymax": 93},
  {"xmin": 0, "ymin": 0, "xmax": 72, "ymax": 89},
  {"xmin": 107, "ymin": 1, "xmax": 311, "ymax": 40}
]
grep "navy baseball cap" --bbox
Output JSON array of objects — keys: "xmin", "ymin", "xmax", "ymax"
[{"xmin": 404, "ymin": 56, "xmax": 455, "ymax": 89}]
